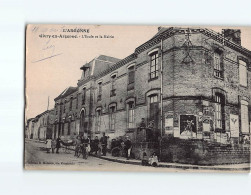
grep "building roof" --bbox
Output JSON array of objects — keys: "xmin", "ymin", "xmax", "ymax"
[
  {"xmin": 54, "ymin": 86, "xmax": 78, "ymax": 101},
  {"xmin": 91, "ymin": 27, "xmax": 251, "ymax": 82},
  {"xmin": 80, "ymin": 55, "xmax": 120, "ymax": 70},
  {"xmin": 78, "ymin": 55, "xmax": 121, "ymax": 84}
]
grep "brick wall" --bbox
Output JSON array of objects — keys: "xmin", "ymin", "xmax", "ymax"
[
  {"xmin": 161, "ymin": 138, "xmax": 250, "ymax": 165},
  {"xmin": 48, "ymin": 27, "xmax": 251, "ymax": 143}
]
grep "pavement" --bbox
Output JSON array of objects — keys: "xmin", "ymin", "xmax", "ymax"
[
  {"xmin": 25, "ymin": 139, "xmax": 250, "ymax": 172},
  {"xmin": 96, "ymin": 154, "xmax": 250, "ymax": 172}
]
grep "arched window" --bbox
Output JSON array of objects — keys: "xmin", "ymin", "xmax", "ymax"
[
  {"xmin": 96, "ymin": 108, "xmax": 102, "ymax": 132},
  {"xmin": 149, "ymin": 94, "xmax": 159, "ymax": 130},
  {"xmin": 127, "ymin": 64, "xmax": 135, "ymax": 91},
  {"xmin": 214, "ymin": 49, "xmax": 224, "ymax": 79},
  {"xmin": 62, "ymin": 122, "xmax": 65, "ymax": 135},
  {"xmin": 239, "ymin": 59, "xmax": 247, "ymax": 87},
  {"xmin": 109, "ymin": 105, "xmax": 116, "ymax": 131},
  {"xmin": 67, "ymin": 122, "xmax": 71, "ymax": 135},
  {"xmin": 97, "ymin": 82, "xmax": 102, "ymax": 101},
  {"xmin": 127, "ymin": 101, "xmax": 135, "ymax": 128},
  {"xmin": 69, "ymin": 96, "xmax": 73, "ymax": 111},
  {"xmin": 76, "ymin": 93, "xmax": 78, "ymax": 109},
  {"xmin": 214, "ymin": 93, "xmax": 225, "ymax": 129},
  {"xmin": 110, "ymin": 74, "xmax": 117, "ymax": 97},
  {"xmin": 82, "ymin": 88, "xmax": 86, "ymax": 105},
  {"xmin": 149, "ymin": 51, "xmax": 159, "ymax": 80}
]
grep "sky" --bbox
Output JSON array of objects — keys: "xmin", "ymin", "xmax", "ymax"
[{"xmin": 25, "ymin": 25, "xmax": 251, "ymax": 119}]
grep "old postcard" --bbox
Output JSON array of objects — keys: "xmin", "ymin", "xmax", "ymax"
[{"xmin": 25, "ymin": 24, "xmax": 250, "ymax": 172}]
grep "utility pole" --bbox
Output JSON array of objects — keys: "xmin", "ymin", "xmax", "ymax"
[
  {"xmin": 47, "ymin": 96, "xmax": 50, "ymax": 110},
  {"xmin": 159, "ymin": 38, "xmax": 164, "ymax": 159}
]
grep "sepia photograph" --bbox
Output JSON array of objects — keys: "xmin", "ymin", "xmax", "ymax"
[{"xmin": 25, "ymin": 24, "xmax": 251, "ymax": 172}]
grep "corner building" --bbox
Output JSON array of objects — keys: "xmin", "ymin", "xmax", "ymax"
[{"xmin": 56, "ymin": 27, "xmax": 251, "ymax": 144}]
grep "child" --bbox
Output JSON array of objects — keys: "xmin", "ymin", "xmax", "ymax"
[
  {"xmin": 51, "ymin": 138, "xmax": 56, "ymax": 153},
  {"xmin": 46, "ymin": 138, "xmax": 52, "ymax": 153},
  {"xmin": 148, "ymin": 152, "xmax": 158, "ymax": 167}
]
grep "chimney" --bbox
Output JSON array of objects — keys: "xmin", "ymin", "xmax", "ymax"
[
  {"xmin": 158, "ymin": 26, "xmax": 162, "ymax": 31},
  {"xmin": 223, "ymin": 29, "xmax": 241, "ymax": 45}
]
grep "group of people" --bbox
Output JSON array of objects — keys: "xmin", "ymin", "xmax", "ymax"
[
  {"xmin": 45, "ymin": 137, "xmax": 62, "ymax": 154},
  {"xmin": 44, "ymin": 133, "xmax": 159, "ymax": 166},
  {"xmin": 45, "ymin": 133, "xmax": 133, "ymax": 160},
  {"xmin": 111, "ymin": 136, "xmax": 132, "ymax": 159}
]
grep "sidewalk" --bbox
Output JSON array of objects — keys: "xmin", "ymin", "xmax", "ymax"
[
  {"xmin": 94, "ymin": 153, "xmax": 250, "ymax": 171},
  {"xmin": 26, "ymin": 139, "xmax": 250, "ymax": 172}
]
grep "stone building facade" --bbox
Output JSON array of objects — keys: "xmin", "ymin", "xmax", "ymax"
[
  {"xmin": 73, "ymin": 27, "xmax": 250, "ymax": 145},
  {"xmin": 31, "ymin": 109, "xmax": 54, "ymax": 140},
  {"xmin": 26, "ymin": 118, "xmax": 35, "ymax": 139},
  {"xmin": 53, "ymin": 87, "xmax": 78, "ymax": 139},
  {"xmin": 31, "ymin": 27, "xmax": 251, "ymax": 145}
]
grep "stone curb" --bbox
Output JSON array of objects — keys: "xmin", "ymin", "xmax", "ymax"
[
  {"xmin": 93, "ymin": 155, "xmax": 250, "ymax": 171},
  {"xmin": 27, "ymin": 139, "xmax": 250, "ymax": 171}
]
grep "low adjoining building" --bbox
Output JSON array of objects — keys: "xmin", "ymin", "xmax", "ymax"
[{"xmin": 31, "ymin": 109, "xmax": 54, "ymax": 140}]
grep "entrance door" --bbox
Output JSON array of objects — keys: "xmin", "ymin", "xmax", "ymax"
[
  {"xmin": 150, "ymin": 102, "xmax": 159, "ymax": 130},
  {"xmin": 149, "ymin": 95, "xmax": 160, "ymax": 141},
  {"xmin": 80, "ymin": 111, "xmax": 85, "ymax": 135}
]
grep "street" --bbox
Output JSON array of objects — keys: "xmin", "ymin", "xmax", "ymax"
[
  {"xmin": 25, "ymin": 140, "xmax": 250, "ymax": 172},
  {"xmin": 25, "ymin": 140, "xmax": 160, "ymax": 171}
]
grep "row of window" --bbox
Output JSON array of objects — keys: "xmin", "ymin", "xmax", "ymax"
[
  {"xmin": 95, "ymin": 95, "xmax": 159, "ymax": 131},
  {"xmin": 96, "ymin": 51, "xmax": 248, "ymax": 103},
  {"xmin": 213, "ymin": 52, "xmax": 248, "ymax": 87},
  {"xmin": 95, "ymin": 93, "xmax": 249, "ymax": 133},
  {"xmin": 95, "ymin": 102, "xmax": 136, "ymax": 132},
  {"xmin": 214, "ymin": 93, "xmax": 249, "ymax": 133},
  {"xmin": 54, "ymin": 122, "xmax": 72, "ymax": 137},
  {"xmin": 55, "ymin": 93, "xmax": 85, "ymax": 115}
]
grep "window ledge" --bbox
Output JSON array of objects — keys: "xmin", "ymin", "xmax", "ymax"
[
  {"xmin": 126, "ymin": 128, "xmax": 136, "ymax": 133},
  {"xmin": 148, "ymin": 77, "xmax": 159, "ymax": 82},
  {"xmin": 239, "ymin": 84, "xmax": 248, "ymax": 88},
  {"xmin": 214, "ymin": 75, "xmax": 224, "ymax": 81}
]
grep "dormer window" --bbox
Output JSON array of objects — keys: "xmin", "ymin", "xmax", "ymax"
[
  {"xmin": 81, "ymin": 65, "xmax": 90, "ymax": 79},
  {"xmin": 83, "ymin": 69, "xmax": 89, "ymax": 77}
]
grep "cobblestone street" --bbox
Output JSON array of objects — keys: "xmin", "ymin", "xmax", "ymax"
[{"xmin": 25, "ymin": 139, "xmax": 161, "ymax": 171}]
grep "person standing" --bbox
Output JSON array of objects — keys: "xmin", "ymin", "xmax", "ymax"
[
  {"xmin": 74, "ymin": 136, "xmax": 81, "ymax": 156},
  {"xmin": 85, "ymin": 135, "xmax": 91, "ymax": 157},
  {"xmin": 56, "ymin": 136, "xmax": 61, "ymax": 154},
  {"xmin": 124, "ymin": 136, "xmax": 132, "ymax": 160},
  {"xmin": 51, "ymin": 138, "xmax": 56, "ymax": 153},
  {"xmin": 93, "ymin": 136, "xmax": 99, "ymax": 155},
  {"xmin": 100, "ymin": 133, "xmax": 108, "ymax": 156},
  {"xmin": 46, "ymin": 138, "xmax": 52, "ymax": 153}
]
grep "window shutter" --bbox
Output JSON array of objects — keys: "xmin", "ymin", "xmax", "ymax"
[
  {"xmin": 241, "ymin": 100, "xmax": 249, "ymax": 133},
  {"xmin": 128, "ymin": 70, "xmax": 135, "ymax": 84}
]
